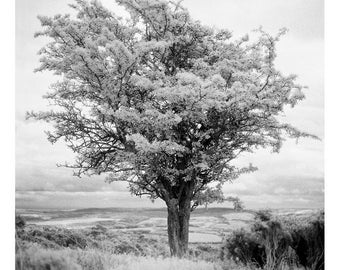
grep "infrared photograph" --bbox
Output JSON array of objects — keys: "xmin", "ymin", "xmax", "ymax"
[{"xmin": 13, "ymin": 0, "xmax": 326, "ymax": 269}]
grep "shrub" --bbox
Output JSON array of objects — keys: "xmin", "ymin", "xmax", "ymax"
[
  {"xmin": 254, "ymin": 210, "xmax": 272, "ymax": 222},
  {"xmin": 17, "ymin": 226, "xmax": 89, "ymax": 249},
  {"xmin": 290, "ymin": 211, "xmax": 324, "ymax": 270},
  {"xmin": 221, "ymin": 210, "xmax": 324, "ymax": 270},
  {"xmin": 252, "ymin": 220, "xmax": 296, "ymax": 270},
  {"xmin": 221, "ymin": 229, "xmax": 265, "ymax": 268}
]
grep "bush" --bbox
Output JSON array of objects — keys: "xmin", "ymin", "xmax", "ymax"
[
  {"xmin": 254, "ymin": 210, "xmax": 272, "ymax": 222},
  {"xmin": 221, "ymin": 229, "xmax": 265, "ymax": 268},
  {"xmin": 290, "ymin": 211, "xmax": 324, "ymax": 270},
  {"xmin": 252, "ymin": 220, "xmax": 296, "ymax": 269},
  {"xmin": 17, "ymin": 226, "xmax": 89, "ymax": 249},
  {"xmin": 221, "ymin": 210, "xmax": 324, "ymax": 270}
]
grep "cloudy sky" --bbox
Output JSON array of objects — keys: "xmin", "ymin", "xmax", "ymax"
[{"xmin": 16, "ymin": 0, "xmax": 324, "ymax": 210}]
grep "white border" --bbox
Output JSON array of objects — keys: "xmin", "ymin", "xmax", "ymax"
[
  {"xmin": 0, "ymin": 0, "xmax": 15, "ymax": 268},
  {"xmin": 325, "ymin": 0, "xmax": 340, "ymax": 268}
]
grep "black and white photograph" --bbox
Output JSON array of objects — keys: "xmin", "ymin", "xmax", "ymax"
[{"xmin": 11, "ymin": 0, "xmax": 328, "ymax": 269}]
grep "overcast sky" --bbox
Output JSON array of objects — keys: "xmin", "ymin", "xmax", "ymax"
[{"xmin": 15, "ymin": 0, "xmax": 324, "ymax": 210}]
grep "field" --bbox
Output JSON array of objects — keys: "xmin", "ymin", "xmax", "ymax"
[
  {"xmin": 17, "ymin": 207, "xmax": 259, "ymax": 243},
  {"xmin": 15, "ymin": 207, "xmax": 323, "ymax": 270}
]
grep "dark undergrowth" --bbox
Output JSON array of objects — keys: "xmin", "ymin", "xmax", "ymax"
[{"xmin": 221, "ymin": 210, "xmax": 324, "ymax": 270}]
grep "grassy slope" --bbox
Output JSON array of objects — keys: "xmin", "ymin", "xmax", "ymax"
[{"xmin": 16, "ymin": 245, "xmax": 230, "ymax": 270}]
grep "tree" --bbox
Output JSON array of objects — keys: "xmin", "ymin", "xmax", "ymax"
[
  {"xmin": 192, "ymin": 186, "xmax": 225, "ymax": 210},
  {"xmin": 225, "ymin": 196, "xmax": 244, "ymax": 211},
  {"xmin": 28, "ymin": 0, "xmax": 317, "ymax": 257}
]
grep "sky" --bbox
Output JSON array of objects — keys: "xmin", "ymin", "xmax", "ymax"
[{"xmin": 15, "ymin": 0, "xmax": 324, "ymax": 210}]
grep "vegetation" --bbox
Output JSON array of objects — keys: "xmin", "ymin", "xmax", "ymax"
[
  {"xmin": 15, "ymin": 215, "xmax": 26, "ymax": 229},
  {"xmin": 192, "ymin": 190, "xmax": 245, "ymax": 211},
  {"xmin": 16, "ymin": 245, "xmax": 222, "ymax": 270},
  {"xmin": 192, "ymin": 187, "xmax": 225, "ymax": 210},
  {"xmin": 225, "ymin": 196, "xmax": 244, "ymax": 211},
  {"xmin": 16, "ymin": 223, "xmax": 169, "ymax": 257},
  {"xmin": 15, "ymin": 218, "xmax": 221, "ymax": 269},
  {"xmin": 15, "ymin": 209, "xmax": 324, "ymax": 270},
  {"xmin": 283, "ymin": 211, "xmax": 324, "ymax": 270},
  {"xmin": 221, "ymin": 210, "xmax": 324, "ymax": 270}
]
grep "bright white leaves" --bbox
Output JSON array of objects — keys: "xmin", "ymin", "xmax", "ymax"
[
  {"xmin": 106, "ymin": 41, "xmax": 134, "ymax": 72},
  {"xmin": 135, "ymin": 40, "xmax": 169, "ymax": 56},
  {"xmin": 127, "ymin": 133, "xmax": 186, "ymax": 155},
  {"xmin": 288, "ymin": 87, "xmax": 306, "ymax": 107},
  {"xmin": 154, "ymin": 71, "xmax": 230, "ymax": 115},
  {"xmin": 130, "ymin": 75, "xmax": 154, "ymax": 90},
  {"xmin": 210, "ymin": 74, "xmax": 226, "ymax": 88},
  {"xmin": 113, "ymin": 106, "xmax": 182, "ymax": 131},
  {"xmin": 177, "ymin": 72, "xmax": 203, "ymax": 86}
]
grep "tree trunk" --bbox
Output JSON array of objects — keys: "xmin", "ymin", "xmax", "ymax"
[{"xmin": 166, "ymin": 196, "xmax": 191, "ymax": 257}]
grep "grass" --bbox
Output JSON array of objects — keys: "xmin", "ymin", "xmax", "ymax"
[{"xmin": 16, "ymin": 244, "xmax": 223, "ymax": 270}]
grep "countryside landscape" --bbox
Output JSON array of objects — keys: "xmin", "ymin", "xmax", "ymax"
[
  {"xmin": 15, "ymin": 0, "xmax": 324, "ymax": 269},
  {"xmin": 16, "ymin": 207, "xmax": 324, "ymax": 269}
]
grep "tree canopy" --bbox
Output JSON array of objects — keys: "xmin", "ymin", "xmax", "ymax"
[{"xmin": 29, "ymin": 0, "xmax": 317, "ymax": 256}]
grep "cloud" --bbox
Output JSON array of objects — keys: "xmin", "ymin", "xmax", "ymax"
[
  {"xmin": 182, "ymin": 0, "xmax": 323, "ymax": 41},
  {"xmin": 223, "ymin": 174, "xmax": 324, "ymax": 209},
  {"xmin": 15, "ymin": 190, "xmax": 164, "ymax": 209},
  {"xmin": 15, "ymin": 165, "xmax": 129, "ymax": 193}
]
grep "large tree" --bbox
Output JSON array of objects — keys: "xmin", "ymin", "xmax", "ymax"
[{"xmin": 29, "ymin": 0, "xmax": 316, "ymax": 257}]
